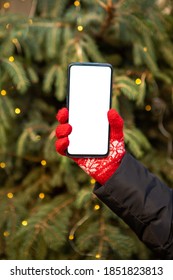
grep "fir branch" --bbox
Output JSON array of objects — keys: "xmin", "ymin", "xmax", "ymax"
[
  {"xmin": 75, "ymin": 218, "xmax": 100, "ymax": 257},
  {"xmin": 133, "ymin": 43, "xmax": 143, "ymax": 66},
  {"xmin": 115, "ymin": 76, "xmax": 139, "ymax": 100},
  {"xmin": 0, "ymin": 38, "xmax": 15, "ymax": 57},
  {"xmin": 43, "ymin": 64, "xmax": 58, "ymax": 93},
  {"xmin": 10, "ymin": 195, "xmax": 74, "ymax": 259},
  {"xmin": 124, "ymin": 127, "xmax": 152, "ymax": 158},
  {"xmin": 27, "ymin": 66, "xmax": 39, "ymax": 84},
  {"xmin": 154, "ymin": 71, "xmax": 172, "ymax": 84},
  {"xmin": 0, "ymin": 123, "xmax": 7, "ymax": 149},
  {"xmin": 16, "ymin": 129, "xmax": 30, "ymax": 157},
  {"xmin": 158, "ymin": 40, "xmax": 173, "ymax": 68},
  {"xmin": 2, "ymin": 95, "xmax": 15, "ymax": 118},
  {"xmin": 0, "ymin": 96, "xmax": 14, "ymax": 129},
  {"xmin": 46, "ymin": 27, "xmax": 62, "ymax": 59},
  {"xmin": 61, "ymin": 38, "xmax": 89, "ymax": 66},
  {"xmin": 127, "ymin": 127, "xmax": 152, "ymax": 151},
  {"xmin": 96, "ymin": 0, "xmax": 115, "ymax": 37},
  {"xmin": 81, "ymin": 34, "xmax": 105, "ymax": 62},
  {"xmin": 80, "ymin": 13, "xmax": 102, "ymax": 32},
  {"xmin": 140, "ymin": 46, "xmax": 159, "ymax": 73},
  {"xmin": 75, "ymin": 188, "xmax": 93, "ymax": 209},
  {"xmin": 29, "ymin": 20, "xmax": 68, "ymax": 29},
  {"xmin": 136, "ymin": 73, "xmax": 147, "ymax": 107},
  {"xmin": 74, "ymin": 41, "xmax": 88, "ymax": 62},
  {"xmin": 43, "ymin": 64, "xmax": 66, "ymax": 100},
  {"xmin": 104, "ymin": 224, "xmax": 137, "ymax": 259},
  {"xmin": 54, "ymin": 66, "xmax": 66, "ymax": 101},
  {"xmin": 62, "ymin": 26, "xmax": 74, "ymax": 47},
  {"xmin": 49, "ymin": 0, "xmax": 69, "ymax": 18},
  {"xmin": 1, "ymin": 59, "xmax": 29, "ymax": 93},
  {"xmin": 97, "ymin": 214, "xmax": 107, "ymax": 258}
]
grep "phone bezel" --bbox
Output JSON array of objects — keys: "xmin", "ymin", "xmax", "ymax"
[{"xmin": 66, "ymin": 62, "xmax": 113, "ymax": 158}]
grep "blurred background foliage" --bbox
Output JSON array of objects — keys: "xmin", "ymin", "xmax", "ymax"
[{"xmin": 0, "ymin": 0, "xmax": 173, "ymax": 260}]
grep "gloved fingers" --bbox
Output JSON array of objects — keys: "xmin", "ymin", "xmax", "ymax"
[
  {"xmin": 55, "ymin": 137, "xmax": 69, "ymax": 155},
  {"xmin": 56, "ymin": 123, "xmax": 72, "ymax": 138},
  {"xmin": 107, "ymin": 109, "xmax": 124, "ymax": 139},
  {"xmin": 56, "ymin": 107, "xmax": 68, "ymax": 124}
]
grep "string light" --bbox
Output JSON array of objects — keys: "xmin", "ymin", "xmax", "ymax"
[
  {"xmin": 0, "ymin": 162, "xmax": 6, "ymax": 168},
  {"xmin": 7, "ymin": 192, "xmax": 13, "ymax": 199},
  {"xmin": 145, "ymin": 105, "xmax": 152, "ymax": 111},
  {"xmin": 3, "ymin": 231, "xmax": 10, "ymax": 237},
  {"xmin": 94, "ymin": 204, "xmax": 100, "ymax": 211},
  {"xmin": 8, "ymin": 56, "xmax": 15, "ymax": 62},
  {"xmin": 135, "ymin": 78, "xmax": 142, "ymax": 85},
  {"xmin": 74, "ymin": 1, "xmax": 80, "ymax": 7},
  {"xmin": 90, "ymin": 179, "xmax": 96, "ymax": 184},
  {"xmin": 3, "ymin": 2, "xmax": 10, "ymax": 9},
  {"xmin": 15, "ymin": 108, "xmax": 21, "ymax": 114},
  {"xmin": 21, "ymin": 220, "xmax": 28, "ymax": 226},
  {"xmin": 1, "ymin": 90, "xmax": 7, "ymax": 96},
  {"xmin": 143, "ymin": 47, "xmax": 148, "ymax": 52},
  {"xmin": 69, "ymin": 234, "xmax": 75, "ymax": 240},
  {"xmin": 39, "ymin": 193, "xmax": 45, "ymax": 199},
  {"xmin": 77, "ymin": 25, "xmax": 83, "ymax": 32},
  {"xmin": 41, "ymin": 160, "xmax": 47, "ymax": 166},
  {"xmin": 95, "ymin": 253, "xmax": 101, "ymax": 259}
]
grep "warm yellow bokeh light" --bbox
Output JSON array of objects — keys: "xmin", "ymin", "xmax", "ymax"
[
  {"xmin": 0, "ymin": 162, "xmax": 6, "ymax": 168},
  {"xmin": 3, "ymin": 231, "xmax": 10, "ymax": 237},
  {"xmin": 39, "ymin": 193, "xmax": 45, "ymax": 199},
  {"xmin": 74, "ymin": 1, "xmax": 80, "ymax": 7},
  {"xmin": 145, "ymin": 105, "xmax": 152, "ymax": 111},
  {"xmin": 7, "ymin": 192, "xmax": 14, "ymax": 199},
  {"xmin": 15, "ymin": 108, "xmax": 21, "ymax": 114},
  {"xmin": 77, "ymin": 25, "xmax": 83, "ymax": 31},
  {"xmin": 22, "ymin": 220, "xmax": 28, "ymax": 226},
  {"xmin": 41, "ymin": 160, "xmax": 47, "ymax": 166},
  {"xmin": 3, "ymin": 2, "xmax": 10, "ymax": 9},
  {"xmin": 9, "ymin": 56, "xmax": 15, "ymax": 62},
  {"xmin": 135, "ymin": 78, "xmax": 142, "ymax": 85},
  {"xmin": 69, "ymin": 234, "xmax": 74, "ymax": 240},
  {"xmin": 1, "ymin": 89, "xmax": 7, "ymax": 96},
  {"xmin": 90, "ymin": 179, "xmax": 96, "ymax": 184},
  {"xmin": 95, "ymin": 253, "xmax": 101, "ymax": 259},
  {"xmin": 94, "ymin": 204, "xmax": 100, "ymax": 211}
]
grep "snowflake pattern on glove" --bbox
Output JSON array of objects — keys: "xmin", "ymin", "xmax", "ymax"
[{"xmin": 76, "ymin": 138, "xmax": 125, "ymax": 184}]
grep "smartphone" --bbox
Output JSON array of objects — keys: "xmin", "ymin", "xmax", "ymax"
[{"xmin": 66, "ymin": 62, "xmax": 113, "ymax": 157}]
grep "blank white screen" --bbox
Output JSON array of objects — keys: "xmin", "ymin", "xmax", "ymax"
[{"xmin": 67, "ymin": 63, "xmax": 112, "ymax": 157}]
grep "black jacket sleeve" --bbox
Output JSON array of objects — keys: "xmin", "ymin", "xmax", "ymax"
[{"xmin": 93, "ymin": 153, "xmax": 173, "ymax": 259}]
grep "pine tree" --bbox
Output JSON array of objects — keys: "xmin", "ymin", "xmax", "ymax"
[{"xmin": 0, "ymin": 0, "xmax": 173, "ymax": 260}]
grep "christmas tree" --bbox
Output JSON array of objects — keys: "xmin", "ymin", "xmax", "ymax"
[{"xmin": 0, "ymin": 0, "xmax": 173, "ymax": 260}]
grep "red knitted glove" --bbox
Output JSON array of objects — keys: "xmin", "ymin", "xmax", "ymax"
[{"xmin": 55, "ymin": 108, "xmax": 125, "ymax": 185}]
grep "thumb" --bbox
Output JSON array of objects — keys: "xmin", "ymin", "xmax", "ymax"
[{"xmin": 107, "ymin": 109, "xmax": 124, "ymax": 140}]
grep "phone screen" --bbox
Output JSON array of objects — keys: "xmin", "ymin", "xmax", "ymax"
[{"xmin": 67, "ymin": 62, "xmax": 112, "ymax": 157}]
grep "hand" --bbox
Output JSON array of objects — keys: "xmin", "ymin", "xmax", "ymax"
[{"xmin": 55, "ymin": 108, "xmax": 125, "ymax": 185}]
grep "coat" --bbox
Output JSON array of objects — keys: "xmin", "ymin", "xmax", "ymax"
[{"xmin": 94, "ymin": 153, "xmax": 173, "ymax": 259}]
